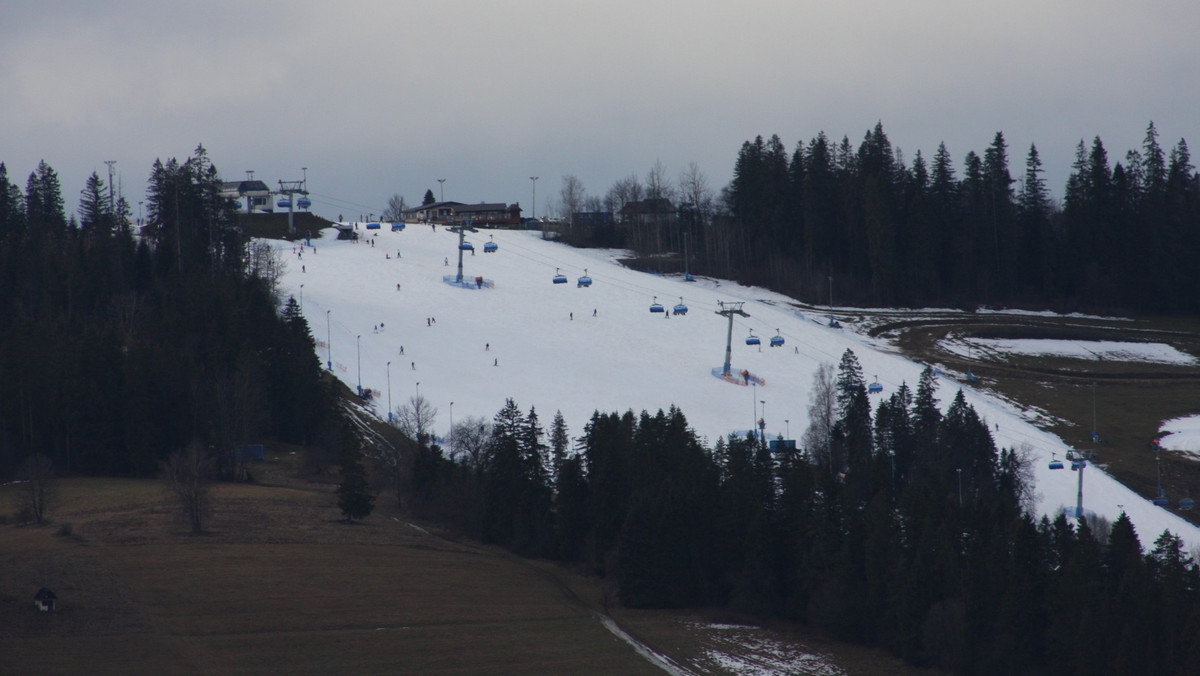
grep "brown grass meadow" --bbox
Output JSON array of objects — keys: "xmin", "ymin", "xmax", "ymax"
[
  {"xmin": 0, "ymin": 467, "xmax": 663, "ymax": 675},
  {"xmin": 1, "ymin": 460, "xmax": 923, "ymax": 676}
]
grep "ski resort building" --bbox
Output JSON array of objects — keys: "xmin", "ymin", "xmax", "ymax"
[
  {"xmin": 220, "ymin": 180, "xmax": 274, "ymax": 214},
  {"xmin": 405, "ymin": 201, "xmax": 523, "ymax": 227},
  {"xmin": 618, "ymin": 198, "xmax": 676, "ymax": 226}
]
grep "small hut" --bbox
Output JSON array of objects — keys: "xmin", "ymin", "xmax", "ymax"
[{"xmin": 34, "ymin": 587, "xmax": 57, "ymax": 612}]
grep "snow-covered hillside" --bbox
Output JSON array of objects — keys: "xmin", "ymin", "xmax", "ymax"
[{"xmin": 269, "ymin": 223, "xmax": 1200, "ymax": 548}]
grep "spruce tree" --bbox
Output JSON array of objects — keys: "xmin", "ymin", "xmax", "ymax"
[
  {"xmin": 337, "ymin": 449, "xmax": 375, "ymax": 522},
  {"xmin": 549, "ymin": 410, "xmax": 569, "ymax": 483}
]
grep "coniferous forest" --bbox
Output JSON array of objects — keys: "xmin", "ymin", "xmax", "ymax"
[
  {"xmin": 577, "ymin": 122, "xmax": 1200, "ymax": 314},
  {"xmin": 408, "ymin": 358, "xmax": 1200, "ymax": 674},
  {"xmin": 0, "ymin": 147, "xmax": 335, "ymax": 479},
  {"xmin": 3, "ymin": 137, "xmax": 1200, "ymax": 674}
]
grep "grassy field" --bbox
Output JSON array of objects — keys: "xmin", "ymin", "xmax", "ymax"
[{"xmin": 1, "ymin": 464, "xmax": 924, "ymax": 676}]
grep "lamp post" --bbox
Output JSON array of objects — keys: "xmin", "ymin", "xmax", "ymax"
[
  {"xmin": 356, "ymin": 335, "xmax": 362, "ymax": 396},
  {"xmin": 104, "ymin": 160, "xmax": 116, "ymax": 212},
  {"xmin": 530, "ymin": 176, "xmax": 538, "ymax": 220},
  {"xmin": 752, "ymin": 383, "xmax": 757, "ymax": 436},
  {"xmin": 785, "ymin": 419, "xmax": 790, "ymax": 440},
  {"xmin": 415, "ymin": 381, "xmax": 420, "ymax": 401},
  {"xmin": 299, "ymin": 283, "xmax": 303, "ymax": 311},
  {"xmin": 326, "ymin": 310, "xmax": 332, "ymax": 370},
  {"xmin": 437, "ymin": 178, "xmax": 445, "ymax": 203},
  {"xmin": 386, "ymin": 361, "xmax": 392, "ymax": 422},
  {"xmin": 138, "ymin": 200, "xmax": 143, "ymax": 226},
  {"xmin": 760, "ymin": 400, "xmax": 766, "ymax": 444}
]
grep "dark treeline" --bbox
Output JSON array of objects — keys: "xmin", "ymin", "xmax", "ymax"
[
  {"xmin": 404, "ymin": 353, "xmax": 1200, "ymax": 674},
  {"xmin": 570, "ymin": 122, "xmax": 1200, "ymax": 313},
  {"xmin": 0, "ymin": 148, "xmax": 335, "ymax": 478}
]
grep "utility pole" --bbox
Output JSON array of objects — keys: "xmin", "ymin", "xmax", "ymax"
[{"xmin": 715, "ymin": 301, "xmax": 750, "ymax": 377}]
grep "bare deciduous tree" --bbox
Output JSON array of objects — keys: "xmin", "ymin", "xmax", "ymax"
[
  {"xmin": 802, "ymin": 363, "xmax": 837, "ymax": 473},
  {"xmin": 160, "ymin": 440, "xmax": 215, "ymax": 534},
  {"xmin": 449, "ymin": 416, "xmax": 493, "ymax": 469},
  {"xmin": 381, "ymin": 193, "xmax": 408, "ymax": 222},
  {"xmin": 678, "ymin": 161, "xmax": 714, "ymax": 226},
  {"xmin": 367, "ymin": 435, "xmax": 410, "ymax": 508},
  {"xmin": 14, "ymin": 453, "xmax": 56, "ymax": 524},
  {"xmin": 645, "ymin": 159, "xmax": 675, "ymax": 203},
  {"xmin": 558, "ymin": 175, "xmax": 586, "ymax": 230},
  {"xmin": 605, "ymin": 173, "xmax": 644, "ymax": 215},
  {"xmin": 246, "ymin": 240, "xmax": 285, "ymax": 303},
  {"xmin": 394, "ymin": 395, "xmax": 438, "ymax": 444},
  {"xmin": 1010, "ymin": 442, "xmax": 1040, "ymax": 514}
]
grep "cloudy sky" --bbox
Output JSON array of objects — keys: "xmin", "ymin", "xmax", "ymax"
[{"xmin": 3, "ymin": 1, "xmax": 1197, "ymax": 220}]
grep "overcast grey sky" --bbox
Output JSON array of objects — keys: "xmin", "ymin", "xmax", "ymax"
[{"xmin": 3, "ymin": 1, "xmax": 1197, "ymax": 220}]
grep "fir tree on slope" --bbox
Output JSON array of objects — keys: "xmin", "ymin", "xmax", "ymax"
[{"xmin": 337, "ymin": 448, "xmax": 375, "ymax": 522}]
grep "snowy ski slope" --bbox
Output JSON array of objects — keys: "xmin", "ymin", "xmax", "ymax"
[{"xmin": 270, "ymin": 223, "xmax": 1200, "ymax": 548}]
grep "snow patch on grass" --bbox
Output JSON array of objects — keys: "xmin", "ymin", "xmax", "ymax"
[
  {"xmin": 1159, "ymin": 415, "xmax": 1200, "ymax": 461},
  {"xmin": 942, "ymin": 337, "xmax": 1196, "ymax": 364},
  {"xmin": 687, "ymin": 622, "xmax": 845, "ymax": 676}
]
